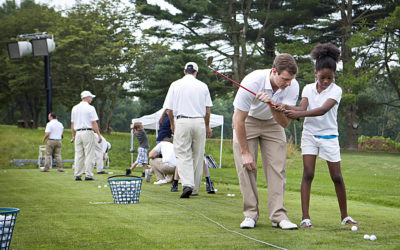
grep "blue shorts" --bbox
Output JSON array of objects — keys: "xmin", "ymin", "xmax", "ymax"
[{"xmin": 135, "ymin": 147, "xmax": 148, "ymax": 165}]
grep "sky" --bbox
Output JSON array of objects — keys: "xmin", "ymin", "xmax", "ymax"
[
  {"xmin": 0, "ymin": 0, "xmax": 77, "ymax": 9},
  {"xmin": 0, "ymin": 0, "xmax": 179, "ymax": 13},
  {"xmin": 0, "ymin": 0, "xmax": 180, "ymax": 32}
]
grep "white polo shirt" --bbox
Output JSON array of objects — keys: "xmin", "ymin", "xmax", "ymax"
[
  {"xmin": 94, "ymin": 134, "xmax": 111, "ymax": 152},
  {"xmin": 71, "ymin": 101, "xmax": 99, "ymax": 130},
  {"xmin": 233, "ymin": 69, "xmax": 299, "ymax": 120},
  {"xmin": 45, "ymin": 119, "xmax": 64, "ymax": 140},
  {"xmin": 302, "ymin": 82, "xmax": 342, "ymax": 135},
  {"xmin": 153, "ymin": 141, "xmax": 177, "ymax": 167},
  {"xmin": 163, "ymin": 74, "xmax": 213, "ymax": 117}
]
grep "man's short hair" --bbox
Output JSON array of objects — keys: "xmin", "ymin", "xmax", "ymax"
[
  {"xmin": 273, "ymin": 53, "xmax": 298, "ymax": 75},
  {"xmin": 49, "ymin": 112, "xmax": 56, "ymax": 119},
  {"xmin": 133, "ymin": 122, "xmax": 143, "ymax": 130}
]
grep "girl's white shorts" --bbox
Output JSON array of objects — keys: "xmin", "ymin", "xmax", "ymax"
[{"xmin": 301, "ymin": 133, "xmax": 341, "ymax": 162}]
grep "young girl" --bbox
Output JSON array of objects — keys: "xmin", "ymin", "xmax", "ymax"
[{"xmin": 284, "ymin": 43, "xmax": 359, "ymax": 228}]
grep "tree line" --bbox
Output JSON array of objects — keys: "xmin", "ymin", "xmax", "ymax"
[{"xmin": 0, "ymin": 0, "xmax": 399, "ymax": 148}]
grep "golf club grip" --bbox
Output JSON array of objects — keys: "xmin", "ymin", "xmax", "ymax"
[{"xmin": 209, "ymin": 66, "xmax": 275, "ymax": 107}]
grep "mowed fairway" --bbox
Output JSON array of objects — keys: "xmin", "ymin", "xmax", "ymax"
[{"xmin": 1, "ymin": 125, "xmax": 399, "ymax": 249}]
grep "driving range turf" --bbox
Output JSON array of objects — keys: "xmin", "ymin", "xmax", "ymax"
[{"xmin": 1, "ymin": 125, "xmax": 399, "ymax": 249}]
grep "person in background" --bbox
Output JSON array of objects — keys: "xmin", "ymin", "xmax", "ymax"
[
  {"xmin": 42, "ymin": 112, "xmax": 64, "ymax": 172},
  {"xmin": 170, "ymin": 159, "xmax": 215, "ymax": 193},
  {"xmin": 142, "ymin": 109, "xmax": 173, "ymax": 182},
  {"xmin": 232, "ymin": 53, "xmax": 299, "ymax": 230},
  {"xmin": 126, "ymin": 122, "xmax": 150, "ymax": 177},
  {"xmin": 156, "ymin": 109, "xmax": 172, "ymax": 144},
  {"xmin": 71, "ymin": 90, "xmax": 102, "ymax": 181},
  {"xmin": 163, "ymin": 62, "xmax": 213, "ymax": 198},
  {"xmin": 148, "ymin": 141, "xmax": 177, "ymax": 184},
  {"xmin": 283, "ymin": 43, "xmax": 360, "ymax": 228},
  {"xmin": 94, "ymin": 133, "xmax": 111, "ymax": 174}
]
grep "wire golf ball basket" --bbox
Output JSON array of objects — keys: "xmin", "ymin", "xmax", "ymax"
[
  {"xmin": 0, "ymin": 208, "xmax": 19, "ymax": 250},
  {"xmin": 107, "ymin": 175, "xmax": 143, "ymax": 204}
]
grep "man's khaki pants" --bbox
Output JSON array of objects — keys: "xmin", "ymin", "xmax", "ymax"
[
  {"xmin": 150, "ymin": 158, "xmax": 176, "ymax": 180},
  {"xmin": 233, "ymin": 116, "xmax": 288, "ymax": 223},
  {"xmin": 94, "ymin": 142, "xmax": 104, "ymax": 173},
  {"xmin": 74, "ymin": 131, "xmax": 96, "ymax": 178},
  {"xmin": 44, "ymin": 140, "xmax": 62, "ymax": 171},
  {"xmin": 174, "ymin": 118, "xmax": 205, "ymax": 194}
]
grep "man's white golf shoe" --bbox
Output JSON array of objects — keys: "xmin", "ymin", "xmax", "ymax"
[
  {"xmin": 240, "ymin": 217, "xmax": 256, "ymax": 229},
  {"xmin": 272, "ymin": 219, "xmax": 298, "ymax": 230},
  {"xmin": 153, "ymin": 179, "xmax": 168, "ymax": 185}
]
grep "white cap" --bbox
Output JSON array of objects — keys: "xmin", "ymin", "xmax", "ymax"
[
  {"xmin": 81, "ymin": 90, "xmax": 96, "ymax": 99},
  {"xmin": 184, "ymin": 62, "xmax": 198, "ymax": 72}
]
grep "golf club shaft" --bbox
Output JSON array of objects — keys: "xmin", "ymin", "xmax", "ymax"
[{"xmin": 208, "ymin": 66, "xmax": 275, "ymax": 107}]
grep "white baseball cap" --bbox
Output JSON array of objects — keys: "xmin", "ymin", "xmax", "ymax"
[
  {"xmin": 184, "ymin": 62, "xmax": 199, "ymax": 72},
  {"xmin": 81, "ymin": 90, "xmax": 96, "ymax": 99}
]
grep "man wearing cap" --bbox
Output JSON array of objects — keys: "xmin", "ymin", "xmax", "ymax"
[
  {"xmin": 163, "ymin": 62, "xmax": 213, "ymax": 198},
  {"xmin": 42, "ymin": 112, "xmax": 64, "ymax": 172},
  {"xmin": 71, "ymin": 90, "xmax": 102, "ymax": 181}
]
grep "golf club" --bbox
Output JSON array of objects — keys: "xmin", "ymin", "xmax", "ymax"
[
  {"xmin": 206, "ymin": 56, "xmax": 275, "ymax": 107},
  {"xmin": 204, "ymin": 157, "xmax": 215, "ymax": 194}
]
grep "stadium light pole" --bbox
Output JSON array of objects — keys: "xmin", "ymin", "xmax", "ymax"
[{"xmin": 7, "ymin": 32, "xmax": 56, "ymax": 122}]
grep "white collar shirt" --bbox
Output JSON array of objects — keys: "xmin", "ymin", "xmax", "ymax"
[
  {"xmin": 45, "ymin": 119, "xmax": 64, "ymax": 140},
  {"xmin": 302, "ymin": 82, "xmax": 342, "ymax": 135},
  {"xmin": 71, "ymin": 101, "xmax": 99, "ymax": 130},
  {"xmin": 233, "ymin": 69, "xmax": 299, "ymax": 120},
  {"xmin": 154, "ymin": 141, "xmax": 177, "ymax": 167},
  {"xmin": 163, "ymin": 74, "xmax": 213, "ymax": 117},
  {"xmin": 94, "ymin": 134, "xmax": 111, "ymax": 152}
]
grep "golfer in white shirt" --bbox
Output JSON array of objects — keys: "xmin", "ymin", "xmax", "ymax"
[
  {"xmin": 71, "ymin": 90, "xmax": 102, "ymax": 181},
  {"xmin": 149, "ymin": 141, "xmax": 177, "ymax": 184},
  {"xmin": 163, "ymin": 62, "xmax": 213, "ymax": 198},
  {"xmin": 42, "ymin": 112, "xmax": 64, "ymax": 172},
  {"xmin": 94, "ymin": 133, "xmax": 111, "ymax": 174},
  {"xmin": 233, "ymin": 53, "xmax": 299, "ymax": 230},
  {"xmin": 283, "ymin": 43, "xmax": 359, "ymax": 228}
]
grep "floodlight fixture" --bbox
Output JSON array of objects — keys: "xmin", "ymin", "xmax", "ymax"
[
  {"xmin": 32, "ymin": 38, "xmax": 56, "ymax": 57},
  {"xmin": 7, "ymin": 32, "xmax": 56, "ymax": 122},
  {"xmin": 7, "ymin": 41, "xmax": 33, "ymax": 59}
]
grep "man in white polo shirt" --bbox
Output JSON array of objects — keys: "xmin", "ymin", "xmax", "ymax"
[
  {"xmin": 233, "ymin": 53, "xmax": 299, "ymax": 230},
  {"xmin": 94, "ymin": 133, "xmax": 111, "ymax": 174},
  {"xmin": 164, "ymin": 62, "xmax": 213, "ymax": 198},
  {"xmin": 148, "ymin": 141, "xmax": 177, "ymax": 184},
  {"xmin": 71, "ymin": 90, "xmax": 102, "ymax": 181},
  {"xmin": 42, "ymin": 112, "xmax": 64, "ymax": 172}
]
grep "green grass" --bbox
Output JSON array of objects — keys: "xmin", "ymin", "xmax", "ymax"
[{"xmin": 1, "ymin": 125, "xmax": 400, "ymax": 249}]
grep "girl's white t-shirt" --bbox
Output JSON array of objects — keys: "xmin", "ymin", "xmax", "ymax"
[{"xmin": 302, "ymin": 82, "xmax": 342, "ymax": 135}]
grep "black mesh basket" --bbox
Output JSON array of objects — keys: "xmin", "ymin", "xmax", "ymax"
[
  {"xmin": 0, "ymin": 208, "xmax": 19, "ymax": 250},
  {"xmin": 107, "ymin": 175, "xmax": 143, "ymax": 204}
]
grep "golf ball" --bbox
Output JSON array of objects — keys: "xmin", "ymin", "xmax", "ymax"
[
  {"xmin": 227, "ymin": 194, "xmax": 232, "ymax": 197},
  {"xmin": 351, "ymin": 226, "xmax": 358, "ymax": 231},
  {"xmin": 104, "ymin": 184, "xmax": 107, "ymax": 188},
  {"xmin": 98, "ymin": 185, "xmax": 102, "ymax": 188},
  {"xmin": 231, "ymin": 194, "xmax": 235, "ymax": 197},
  {"xmin": 363, "ymin": 234, "xmax": 370, "ymax": 240},
  {"xmin": 370, "ymin": 235, "xmax": 377, "ymax": 241},
  {"xmin": 214, "ymin": 189, "xmax": 218, "ymax": 192}
]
